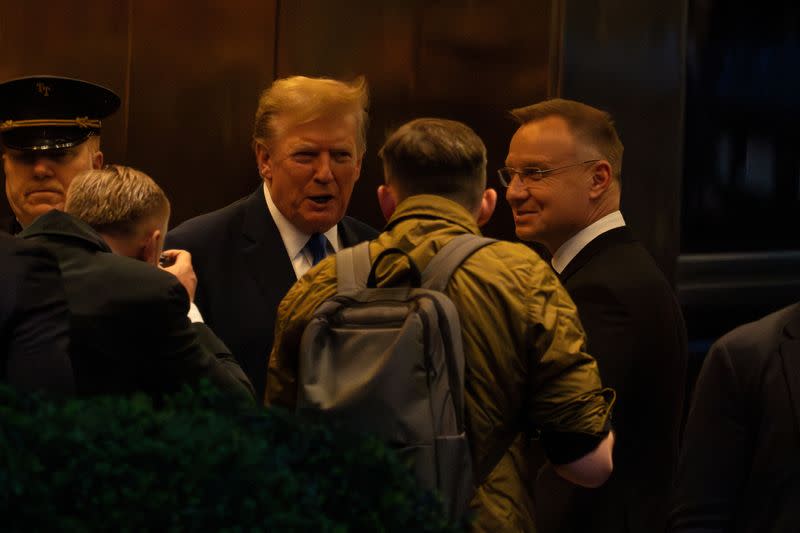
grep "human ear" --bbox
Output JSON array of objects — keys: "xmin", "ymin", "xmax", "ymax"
[
  {"xmin": 589, "ymin": 160, "xmax": 613, "ymax": 199},
  {"xmin": 476, "ymin": 188, "xmax": 497, "ymax": 227},
  {"xmin": 139, "ymin": 228, "xmax": 162, "ymax": 266},
  {"xmin": 255, "ymin": 144, "xmax": 272, "ymax": 183},
  {"xmin": 92, "ymin": 150, "xmax": 104, "ymax": 169},
  {"xmin": 377, "ymin": 184, "xmax": 397, "ymax": 221}
]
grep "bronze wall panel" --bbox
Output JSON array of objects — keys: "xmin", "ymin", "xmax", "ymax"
[
  {"xmin": 276, "ymin": 0, "xmax": 555, "ymax": 239},
  {"xmin": 0, "ymin": 1, "xmax": 688, "ymax": 272},
  {"xmin": 559, "ymin": 0, "xmax": 688, "ymax": 281},
  {"xmin": 0, "ymin": 0, "xmax": 131, "ymax": 220},
  {"xmin": 126, "ymin": 1, "xmax": 277, "ymax": 226}
]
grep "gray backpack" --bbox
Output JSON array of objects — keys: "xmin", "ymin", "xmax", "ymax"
[{"xmin": 296, "ymin": 234, "xmax": 495, "ymax": 520}]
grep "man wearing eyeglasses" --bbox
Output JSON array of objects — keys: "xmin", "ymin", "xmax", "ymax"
[{"xmin": 502, "ymin": 98, "xmax": 687, "ymax": 533}]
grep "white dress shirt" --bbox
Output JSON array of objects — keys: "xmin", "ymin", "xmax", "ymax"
[
  {"xmin": 551, "ymin": 210, "xmax": 626, "ymax": 274},
  {"xmin": 263, "ymin": 182, "xmax": 341, "ymax": 279},
  {"xmin": 187, "ymin": 302, "xmax": 204, "ymax": 323}
]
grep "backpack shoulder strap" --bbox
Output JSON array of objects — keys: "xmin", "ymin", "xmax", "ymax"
[
  {"xmin": 422, "ymin": 234, "xmax": 496, "ymax": 292},
  {"xmin": 336, "ymin": 242, "xmax": 372, "ymax": 293}
]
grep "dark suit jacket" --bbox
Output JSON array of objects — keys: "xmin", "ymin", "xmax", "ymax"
[
  {"xmin": 533, "ymin": 226, "xmax": 688, "ymax": 533},
  {"xmin": 0, "ymin": 233, "xmax": 74, "ymax": 393},
  {"xmin": 165, "ymin": 185, "xmax": 379, "ymax": 400},
  {"xmin": 1, "ymin": 215, "xmax": 22, "ymax": 235},
  {"xmin": 20, "ymin": 210, "xmax": 254, "ymax": 402},
  {"xmin": 671, "ymin": 303, "xmax": 800, "ymax": 533}
]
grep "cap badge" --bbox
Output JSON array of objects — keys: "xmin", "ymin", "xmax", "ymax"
[{"xmin": 35, "ymin": 82, "xmax": 52, "ymax": 97}]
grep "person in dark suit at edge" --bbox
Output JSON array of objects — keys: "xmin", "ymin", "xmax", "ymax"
[
  {"xmin": 0, "ymin": 75, "xmax": 117, "ymax": 235},
  {"xmin": 671, "ymin": 303, "xmax": 800, "ymax": 532},
  {"xmin": 502, "ymin": 98, "xmax": 688, "ymax": 533},
  {"xmin": 20, "ymin": 165, "xmax": 254, "ymax": 402},
  {"xmin": 0, "ymin": 233, "xmax": 74, "ymax": 393},
  {"xmin": 166, "ymin": 75, "xmax": 378, "ymax": 400}
]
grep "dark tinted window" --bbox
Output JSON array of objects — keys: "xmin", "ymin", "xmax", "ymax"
[{"xmin": 682, "ymin": 2, "xmax": 800, "ymax": 253}]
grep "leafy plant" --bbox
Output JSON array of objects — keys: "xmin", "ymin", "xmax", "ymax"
[{"xmin": 0, "ymin": 384, "xmax": 461, "ymax": 532}]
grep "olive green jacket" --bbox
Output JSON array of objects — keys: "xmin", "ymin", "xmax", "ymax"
[{"xmin": 267, "ymin": 195, "xmax": 613, "ymax": 532}]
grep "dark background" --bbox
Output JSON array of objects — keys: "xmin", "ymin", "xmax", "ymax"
[
  {"xmin": 0, "ymin": 0, "xmax": 678, "ymax": 271},
  {"xmin": 1, "ymin": 0, "xmax": 799, "ymax": 356}
]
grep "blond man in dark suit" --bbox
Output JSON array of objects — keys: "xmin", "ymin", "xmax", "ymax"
[
  {"xmin": 167, "ymin": 76, "xmax": 378, "ymax": 400},
  {"xmin": 20, "ymin": 166, "xmax": 253, "ymax": 401}
]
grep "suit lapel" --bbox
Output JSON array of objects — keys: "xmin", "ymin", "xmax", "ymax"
[
  {"xmin": 338, "ymin": 217, "xmax": 360, "ymax": 248},
  {"xmin": 559, "ymin": 226, "xmax": 635, "ymax": 283},
  {"xmin": 240, "ymin": 188, "xmax": 297, "ymax": 307},
  {"xmin": 338, "ymin": 216, "xmax": 380, "ymax": 249},
  {"xmin": 779, "ymin": 307, "xmax": 800, "ymax": 434}
]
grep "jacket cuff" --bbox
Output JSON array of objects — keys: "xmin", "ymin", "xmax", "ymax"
[{"xmin": 542, "ymin": 421, "xmax": 612, "ymax": 465}]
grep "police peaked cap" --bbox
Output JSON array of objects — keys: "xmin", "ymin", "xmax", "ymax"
[{"xmin": 0, "ymin": 75, "xmax": 121, "ymax": 151}]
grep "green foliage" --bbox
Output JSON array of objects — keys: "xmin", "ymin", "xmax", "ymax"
[{"xmin": 0, "ymin": 384, "xmax": 462, "ymax": 533}]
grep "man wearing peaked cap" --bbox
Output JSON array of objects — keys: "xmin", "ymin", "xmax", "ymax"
[{"xmin": 0, "ymin": 75, "xmax": 120, "ymax": 234}]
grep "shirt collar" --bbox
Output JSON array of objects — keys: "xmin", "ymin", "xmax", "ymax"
[
  {"xmin": 262, "ymin": 182, "xmax": 341, "ymax": 260},
  {"xmin": 551, "ymin": 210, "xmax": 626, "ymax": 274}
]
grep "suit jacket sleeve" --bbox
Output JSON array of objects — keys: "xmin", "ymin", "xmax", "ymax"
[
  {"xmin": 671, "ymin": 340, "xmax": 750, "ymax": 531},
  {"xmin": 552, "ymin": 268, "xmax": 687, "ymax": 533},
  {"xmin": 5, "ymin": 242, "xmax": 74, "ymax": 393},
  {"xmin": 152, "ymin": 279, "xmax": 256, "ymax": 403},
  {"xmin": 572, "ymin": 276, "xmax": 686, "ymax": 448},
  {"xmin": 266, "ymin": 257, "xmax": 340, "ymax": 408},
  {"xmin": 191, "ymin": 321, "xmax": 255, "ymax": 397}
]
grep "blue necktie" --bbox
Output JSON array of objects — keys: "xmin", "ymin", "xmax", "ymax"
[{"xmin": 306, "ymin": 233, "xmax": 328, "ymax": 266}]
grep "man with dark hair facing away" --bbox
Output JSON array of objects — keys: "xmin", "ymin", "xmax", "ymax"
[{"xmin": 267, "ymin": 117, "xmax": 615, "ymax": 532}]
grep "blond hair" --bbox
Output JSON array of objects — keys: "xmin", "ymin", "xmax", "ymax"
[
  {"xmin": 252, "ymin": 75, "xmax": 369, "ymax": 155},
  {"xmin": 65, "ymin": 164, "xmax": 170, "ymax": 237},
  {"xmin": 511, "ymin": 98, "xmax": 624, "ymax": 182}
]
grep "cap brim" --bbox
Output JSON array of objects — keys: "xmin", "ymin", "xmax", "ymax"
[{"xmin": 1, "ymin": 126, "xmax": 96, "ymax": 151}]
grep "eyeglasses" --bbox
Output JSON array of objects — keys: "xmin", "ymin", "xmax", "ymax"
[{"xmin": 497, "ymin": 160, "xmax": 600, "ymax": 187}]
